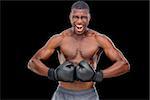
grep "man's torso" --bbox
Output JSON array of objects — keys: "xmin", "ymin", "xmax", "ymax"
[{"xmin": 55, "ymin": 28, "xmax": 103, "ymax": 90}]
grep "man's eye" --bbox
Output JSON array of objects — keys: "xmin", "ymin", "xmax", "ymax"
[
  {"xmin": 72, "ymin": 16, "xmax": 88, "ymax": 20},
  {"xmin": 81, "ymin": 16, "xmax": 88, "ymax": 19},
  {"xmin": 73, "ymin": 16, "xmax": 79, "ymax": 19}
]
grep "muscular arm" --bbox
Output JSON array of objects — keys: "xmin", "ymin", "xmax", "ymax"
[
  {"xmin": 95, "ymin": 34, "xmax": 130, "ymax": 78},
  {"xmin": 27, "ymin": 34, "xmax": 63, "ymax": 77}
]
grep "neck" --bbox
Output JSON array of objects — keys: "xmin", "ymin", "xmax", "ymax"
[{"xmin": 71, "ymin": 27, "xmax": 89, "ymax": 37}]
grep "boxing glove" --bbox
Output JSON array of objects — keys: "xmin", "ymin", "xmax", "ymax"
[
  {"xmin": 76, "ymin": 60, "xmax": 103, "ymax": 82},
  {"xmin": 48, "ymin": 61, "xmax": 75, "ymax": 82}
]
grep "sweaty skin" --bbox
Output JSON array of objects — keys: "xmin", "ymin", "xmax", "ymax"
[{"xmin": 28, "ymin": 8, "xmax": 130, "ymax": 91}]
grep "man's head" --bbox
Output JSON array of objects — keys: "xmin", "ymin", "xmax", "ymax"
[{"xmin": 70, "ymin": 1, "xmax": 91, "ymax": 35}]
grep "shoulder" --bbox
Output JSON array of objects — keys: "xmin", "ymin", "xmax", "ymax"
[
  {"xmin": 87, "ymin": 29, "xmax": 105, "ymax": 38},
  {"xmin": 48, "ymin": 34, "xmax": 63, "ymax": 45},
  {"xmin": 88, "ymin": 29, "xmax": 108, "ymax": 40},
  {"xmin": 46, "ymin": 29, "xmax": 71, "ymax": 48},
  {"xmin": 89, "ymin": 29, "xmax": 114, "ymax": 48},
  {"xmin": 60, "ymin": 28, "xmax": 73, "ymax": 37},
  {"xmin": 49, "ymin": 28, "xmax": 71, "ymax": 41},
  {"xmin": 47, "ymin": 28, "xmax": 73, "ymax": 47},
  {"xmin": 95, "ymin": 33, "xmax": 111, "ymax": 43}
]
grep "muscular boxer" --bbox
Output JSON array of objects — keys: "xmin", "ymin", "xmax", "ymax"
[{"xmin": 27, "ymin": 1, "xmax": 130, "ymax": 100}]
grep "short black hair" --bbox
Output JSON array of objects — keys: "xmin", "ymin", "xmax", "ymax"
[{"xmin": 71, "ymin": 1, "xmax": 90, "ymax": 11}]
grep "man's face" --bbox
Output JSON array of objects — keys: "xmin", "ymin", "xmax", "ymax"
[{"xmin": 70, "ymin": 9, "xmax": 91, "ymax": 35}]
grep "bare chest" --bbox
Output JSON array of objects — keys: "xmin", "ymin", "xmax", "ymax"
[{"xmin": 60, "ymin": 37, "xmax": 99, "ymax": 59}]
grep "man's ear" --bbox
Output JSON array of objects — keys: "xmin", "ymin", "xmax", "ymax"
[
  {"xmin": 69, "ymin": 12, "xmax": 73, "ymax": 24},
  {"xmin": 88, "ymin": 13, "xmax": 91, "ymax": 22},
  {"xmin": 69, "ymin": 12, "xmax": 72, "ymax": 21}
]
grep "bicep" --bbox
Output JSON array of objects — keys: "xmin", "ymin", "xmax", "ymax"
[
  {"xmin": 104, "ymin": 46, "xmax": 125, "ymax": 62},
  {"xmin": 33, "ymin": 47, "xmax": 55, "ymax": 60},
  {"xmin": 32, "ymin": 34, "xmax": 63, "ymax": 60},
  {"xmin": 96, "ymin": 34, "xmax": 126, "ymax": 62}
]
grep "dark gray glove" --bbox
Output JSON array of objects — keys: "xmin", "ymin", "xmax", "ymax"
[
  {"xmin": 48, "ymin": 61, "xmax": 75, "ymax": 82},
  {"xmin": 76, "ymin": 60, "xmax": 103, "ymax": 82}
]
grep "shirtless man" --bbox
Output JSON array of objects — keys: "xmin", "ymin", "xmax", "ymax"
[{"xmin": 27, "ymin": 1, "xmax": 130, "ymax": 100}]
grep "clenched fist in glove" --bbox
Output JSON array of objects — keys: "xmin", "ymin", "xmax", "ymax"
[{"xmin": 76, "ymin": 60, "xmax": 103, "ymax": 82}]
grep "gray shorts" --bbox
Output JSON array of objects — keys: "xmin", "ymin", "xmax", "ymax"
[{"xmin": 51, "ymin": 86, "xmax": 100, "ymax": 100}]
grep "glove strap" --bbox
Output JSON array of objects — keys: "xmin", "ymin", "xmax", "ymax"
[
  {"xmin": 48, "ymin": 68, "xmax": 55, "ymax": 80},
  {"xmin": 93, "ymin": 70, "xmax": 103, "ymax": 82}
]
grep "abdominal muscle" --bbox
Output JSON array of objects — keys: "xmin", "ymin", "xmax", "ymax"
[{"xmin": 59, "ymin": 81, "xmax": 95, "ymax": 91}]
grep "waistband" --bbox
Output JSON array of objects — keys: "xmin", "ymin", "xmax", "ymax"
[{"xmin": 56, "ymin": 86, "xmax": 97, "ymax": 95}]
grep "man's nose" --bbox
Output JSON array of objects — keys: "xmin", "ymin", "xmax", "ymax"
[{"xmin": 77, "ymin": 18, "xmax": 82, "ymax": 24}]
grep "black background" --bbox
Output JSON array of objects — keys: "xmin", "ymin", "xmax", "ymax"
[{"xmin": 1, "ymin": 1, "xmax": 149, "ymax": 100}]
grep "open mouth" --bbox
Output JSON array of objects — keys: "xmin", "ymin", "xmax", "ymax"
[{"xmin": 75, "ymin": 25, "xmax": 84, "ymax": 32}]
